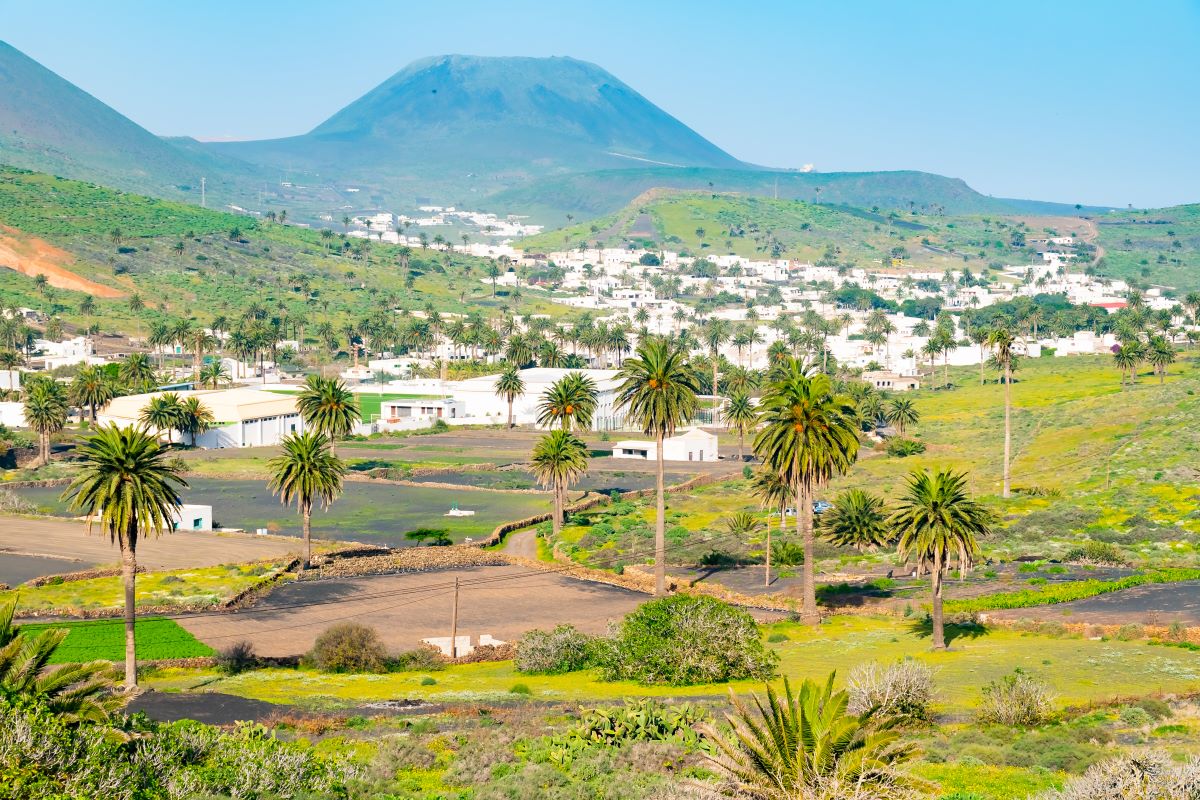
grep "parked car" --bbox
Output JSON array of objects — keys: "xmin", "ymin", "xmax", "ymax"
[{"xmin": 781, "ymin": 500, "xmax": 834, "ymax": 517}]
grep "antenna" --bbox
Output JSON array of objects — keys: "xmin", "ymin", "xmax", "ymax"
[{"xmin": 200, "ymin": 177, "xmax": 207, "ymax": 208}]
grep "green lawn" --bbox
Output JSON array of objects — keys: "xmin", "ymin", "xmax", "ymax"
[
  {"xmin": 148, "ymin": 615, "xmax": 1200, "ymax": 712},
  {"xmin": 20, "ymin": 617, "xmax": 213, "ymax": 662}
]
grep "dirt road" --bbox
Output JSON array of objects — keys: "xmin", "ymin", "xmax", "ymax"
[
  {"xmin": 0, "ymin": 516, "xmax": 302, "ymax": 578},
  {"xmin": 179, "ymin": 564, "xmax": 645, "ymax": 656}
]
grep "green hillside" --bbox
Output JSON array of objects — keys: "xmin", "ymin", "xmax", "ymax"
[
  {"xmin": 485, "ymin": 167, "xmax": 1082, "ymax": 223},
  {"xmin": 520, "ymin": 191, "xmax": 1048, "ymax": 270},
  {"xmin": 0, "ymin": 41, "xmax": 257, "ymax": 205},
  {"xmin": 1094, "ymin": 204, "xmax": 1200, "ymax": 290},
  {"xmin": 0, "ymin": 168, "xmax": 563, "ymax": 339}
]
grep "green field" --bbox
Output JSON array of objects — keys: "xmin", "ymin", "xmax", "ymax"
[
  {"xmin": 149, "ymin": 614, "xmax": 1200, "ymax": 712},
  {"xmin": 20, "ymin": 617, "xmax": 213, "ymax": 662},
  {"xmin": 2, "ymin": 562, "xmax": 285, "ymax": 614},
  {"xmin": 1094, "ymin": 203, "xmax": 1200, "ymax": 289}
]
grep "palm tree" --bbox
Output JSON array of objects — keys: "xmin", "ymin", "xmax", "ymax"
[
  {"xmin": 198, "ymin": 360, "xmax": 230, "ymax": 389},
  {"xmin": 23, "ymin": 378, "xmax": 68, "ymax": 466},
  {"xmin": 703, "ymin": 673, "xmax": 921, "ymax": 800},
  {"xmin": 750, "ymin": 467, "xmax": 792, "ymax": 588},
  {"xmin": 268, "ymin": 431, "xmax": 345, "ymax": 569},
  {"xmin": 0, "ymin": 598, "xmax": 123, "ymax": 723},
  {"xmin": 530, "ymin": 429, "xmax": 589, "ymax": 538},
  {"xmin": 725, "ymin": 390, "xmax": 756, "ymax": 462},
  {"xmin": 616, "ymin": 340, "xmax": 700, "ymax": 596},
  {"xmin": 723, "ymin": 510, "xmax": 764, "ymax": 568},
  {"xmin": 139, "ymin": 392, "xmax": 184, "ymax": 444},
  {"xmin": 884, "ymin": 397, "xmax": 919, "ymax": 436},
  {"xmin": 178, "ymin": 396, "xmax": 215, "ymax": 446},
  {"xmin": 70, "ymin": 365, "xmax": 115, "ymax": 422},
  {"xmin": 1149, "ymin": 334, "xmax": 1176, "ymax": 384},
  {"xmin": 753, "ymin": 358, "xmax": 859, "ymax": 623},
  {"xmin": 0, "ymin": 349, "xmax": 23, "ymax": 391},
  {"xmin": 820, "ymin": 489, "xmax": 892, "ymax": 551},
  {"xmin": 119, "ymin": 352, "xmax": 156, "ymax": 390},
  {"xmin": 494, "ymin": 364, "xmax": 526, "ymax": 428},
  {"xmin": 537, "ymin": 372, "xmax": 598, "ymax": 432},
  {"xmin": 986, "ymin": 327, "xmax": 1016, "ymax": 498},
  {"xmin": 296, "ymin": 375, "xmax": 361, "ymax": 454},
  {"xmin": 703, "ymin": 319, "xmax": 732, "ymax": 416},
  {"xmin": 891, "ymin": 469, "xmax": 991, "ymax": 650},
  {"xmin": 1113, "ymin": 344, "xmax": 1138, "ymax": 387},
  {"xmin": 62, "ymin": 424, "xmax": 186, "ymax": 689}
]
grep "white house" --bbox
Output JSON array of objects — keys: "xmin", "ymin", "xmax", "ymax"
[
  {"xmin": 172, "ymin": 504, "xmax": 213, "ymax": 532},
  {"xmin": 0, "ymin": 401, "xmax": 25, "ymax": 427},
  {"xmin": 450, "ymin": 368, "xmax": 624, "ymax": 429},
  {"xmin": 98, "ymin": 388, "xmax": 303, "ymax": 449},
  {"xmin": 613, "ymin": 427, "xmax": 719, "ymax": 462}
]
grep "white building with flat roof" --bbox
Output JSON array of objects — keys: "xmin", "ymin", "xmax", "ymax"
[
  {"xmin": 449, "ymin": 368, "xmax": 624, "ymax": 430},
  {"xmin": 98, "ymin": 388, "xmax": 303, "ymax": 449},
  {"xmin": 613, "ymin": 427, "xmax": 719, "ymax": 462}
]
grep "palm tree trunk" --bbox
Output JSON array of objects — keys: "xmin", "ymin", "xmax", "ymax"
[
  {"xmin": 1002, "ymin": 364, "xmax": 1012, "ymax": 498},
  {"xmin": 507, "ymin": 398, "xmax": 514, "ymax": 429},
  {"xmin": 764, "ymin": 513, "xmax": 772, "ymax": 588},
  {"xmin": 301, "ymin": 501, "xmax": 312, "ymax": 570},
  {"xmin": 40, "ymin": 431, "xmax": 49, "ymax": 467},
  {"xmin": 738, "ymin": 431, "xmax": 744, "ymax": 462},
  {"xmin": 552, "ymin": 479, "xmax": 563, "ymax": 537},
  {"xmin": 931, "ymin": 553, "xmax": 946, "ymax": 650},
  {"xmin": 798, "ymin": 481, "xmax": 818, "ymax": 624},
  {"xmin": 121, "ymin": 535, "xmax": 138, "ymax": 689},
  {"xmin": 654, "ymin": 431, "xmax": 666, "ymax": 597},
  {"xmin": 979, "ymin": 346, "xmax": 985, "ymax": 385}
]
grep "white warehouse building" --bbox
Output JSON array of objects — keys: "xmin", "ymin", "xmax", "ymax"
[{"xmin": 98, "ymin": 388, "xmax": 303, "ymax": 449}]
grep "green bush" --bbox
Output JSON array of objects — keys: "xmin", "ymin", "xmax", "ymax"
[
  {"xmin": 390, "ymin": 645, "xmax": 446, "ymax": 672},
  {"xmin": 1118, "ymin": 705, "xmax": 1152, "ymax": 727},
  {"xmin": 1063, "ymin": 540, "xmax": 1128, "ymax": 567},
  {"xmin": 563, "ymin": 699, "xmax": 706, "ymax": 747},
  {"xmin": 515, "ymin": 624, "xmax": 597, "ymax": 674},
  {"xmin": 886, "ymin": 437, "xmax": 926, "ymax": 458},
  {"xmin": 509, "ymin": 683, "xmax": 532, "ymax": 695},
  {"xmin": 308, "ymin": 623, "xmax": 388, "ymax": 673},
  {"xmin": 600, "ymin": 595, "xmax": 778, "ymax": 686}
]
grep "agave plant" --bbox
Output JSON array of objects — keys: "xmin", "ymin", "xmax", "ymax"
[
  {"xmin": 704, "ymin": 672, "xmax": 924, "ymax": 800},
  {"xmin": 0, "ymin": 598, "xmax": 124, "ymax": 725}
]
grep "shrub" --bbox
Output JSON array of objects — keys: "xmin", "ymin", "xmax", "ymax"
[
  {"xmin": 1036, "ymin": 749, "xmax": 1200, "ymax": 799},
  {"xmin": 1062, "ymin": 540, "xmax": 1128, "ymax": 567},
  {"xmin": 508, "ymin": 683, "xmax": 531, "ymax": 695},
  {"xmin": 1117, "ymin": 705, "xmax": 1152, "ymax": 727},
  {"xmin": 1115, "ymin": 623, "xmax": 1145, "ymax": 641},
  {"xmin": 419, "ymin": 676, "xmax": 437, "ymax": 686},
  {"xmin": 0, "ymin": 488, "xmax": 35, "ymax": 515},
  {"xmin": 215, "ymin": 640, "xmax": 256, "ymax": 675},
  {"xmin": 601, "ymin": 595, "xmax": 777, "ymax": 686},
  {"xmin": 771, "ymin": 541, "xmax": 805, "ymax": 566},
  {"xmin": 978, "ymin": 670, "xmax": 1055, "ymax": 726},
  {"xmin": 1166, "ymin": 621, "xmax": 1189, "ymax": 642},
  {"xmin": 886, "ymin": 437, "xmax": 926, "ymax": 458},
  {"xmin": 1134, "ymin": 697, "xmax": 1172, "ymax": 720},
  {"xmin": 767, "ymin": 632, "xmax": 789, "ymax": 643},
  {"xmin": 308, "ymin": 623, "xmax": 388, "ymax": 673},
  {"xmin": 847, "ymin": 659, "xmax": 936, "ymax": 722},
  {"xmin": 390, "ymin": 646, "xmax": 446, "ymax": 672},
  {"xmin": 565, "ymin": 699, "xmax": 706, "ymax": 747},
  {"xmin": 515, "ymin": 624, "xmax": 596, "ymax": 674}
]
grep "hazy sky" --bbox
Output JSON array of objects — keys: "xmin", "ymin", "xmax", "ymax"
[{"xmin": 3, "ymin": 0, "xmax": 1198, "ymax": 207}]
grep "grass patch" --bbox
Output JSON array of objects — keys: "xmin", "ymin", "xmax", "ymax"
[
  {"xmin": 944, "ymin": 568, "xmax": 1200, "ymax": 614},
  {"xmin": 19, "ymin": 617, "xmax": 213, "ymax": 662}
]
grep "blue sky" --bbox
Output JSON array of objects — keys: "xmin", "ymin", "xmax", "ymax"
[{"xmin": 2, "ymin": 0, "xmax": 1198, "ymax": 207}]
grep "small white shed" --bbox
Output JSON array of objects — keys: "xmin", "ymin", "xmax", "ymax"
[{"xmin": 172, "ymin": 504, "xmax": 213, "ymax": 532}]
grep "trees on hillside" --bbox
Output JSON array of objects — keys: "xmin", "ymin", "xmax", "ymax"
[
  {"xmin": 616, "ymin": 340, "xmax": 699, "ymax": 596},
  {"xmin": 62, "ymin": 424, "xmax": 186, "ymax": 689}
]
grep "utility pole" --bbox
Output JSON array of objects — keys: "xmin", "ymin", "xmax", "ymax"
[
  {"xmin": 449, "ymin": 576, "xmax": 460, "ymax": 659},
  {"xmin": 200, "ymin": 177, "xmax": 207, "ymax": 208}
]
